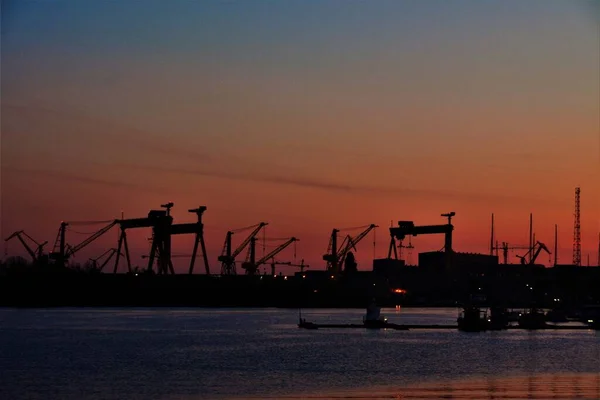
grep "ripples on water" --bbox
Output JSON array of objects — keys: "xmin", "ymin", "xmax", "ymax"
[{"xmin": 0, "ymin": 307, "xmax": 598, "ymax": 400}]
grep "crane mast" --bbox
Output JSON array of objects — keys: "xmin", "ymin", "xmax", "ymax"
[
  {"xmin": 48, "ymin": 220, "xmax": 118, "ymax": 267},
  {"xmin": 4, "ymin": 231, "xmax": 48, "ymax": 263},
  {"xmin": 218, "ymin": 222, "xmax": 268, "ymax": 275},
  {"xmin": 242, "ymin": 237, "xmax": 298, "ymax": 275},
  {"xmin": 338, "ymin": 224, "xmax": 378, "ymax": 269},
  {"xmin": 324, "ymin": 224, "xmax": 377, "ymax": 275},
  {"xmin": 516, "ymin": 241, "xmax": 551, "ymax": 265}
]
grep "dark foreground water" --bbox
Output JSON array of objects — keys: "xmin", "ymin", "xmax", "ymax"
[{"xmin": 0, "ymin": 307, "xmax": 599, "ymax": 400}]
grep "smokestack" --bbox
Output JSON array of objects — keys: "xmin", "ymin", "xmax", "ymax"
[
  {"xmin": 554, "ymin": 224, "xmax": 558, "ymax": 266},
  {"xmin": 490, "ymin": 213, "xmax": 495, "ymax": 256},
  {"xmin": 529, "ymin": 213, "xmax": 533, "ymax": 264}
]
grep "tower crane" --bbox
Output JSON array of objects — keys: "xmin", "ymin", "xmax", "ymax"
[
  {"xmin": 323, "ymin": 224, "xmax": 378, "ymax": 275},
  {"xmin": 218, "ymin": 222, "xmax": 268, "ymax": 275},
  {"xmin": 516, "ymin": 241, "xmax": 551, "ymax": 266},
  {"xmin": 241, "ymin": 236, "xmax": 298, "ymax": 275},
  {"xmin": 4, "ymin": 231, "xmax": 48, "ymax": 263}
]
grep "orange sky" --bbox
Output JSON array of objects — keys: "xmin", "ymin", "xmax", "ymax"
[{"xmin": 1, "ymin": 1, "xmax": 599, "ymax": 272}]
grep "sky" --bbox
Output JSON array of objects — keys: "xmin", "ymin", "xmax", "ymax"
[{"xmin": 1, "ymin": 0, "xmax": 599, "ymax": 272}]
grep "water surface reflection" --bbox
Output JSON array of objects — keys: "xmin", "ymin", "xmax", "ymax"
[{"xmin": 277, "ymin": 373, "xmax": 600, "ymax": 399}]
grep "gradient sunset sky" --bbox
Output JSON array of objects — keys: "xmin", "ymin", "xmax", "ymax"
[{"xmin": 2, "ymin": 0, "xmax": 599, "ymax": 272}]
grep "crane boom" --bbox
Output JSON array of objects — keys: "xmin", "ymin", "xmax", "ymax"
[
  {"xmin": 517, "ymin": 241, "xmax": 551, "ymax": 265},
  {"xmin": 231, "ymin": 222, "xmax": 268, "ymax": 259},
  {"xmin": 254, "ymin": 237, "xmax": 298, "ymax": 266},
  {"xmin": 339, "ymin": 224, "xmax": 378, "ymax": 268},
  {"xmin": 5, "ymin": 231, "xmax": 48, "ymax": 262},
  {"xmin": 5, "ymin": 231, "xmax": 37, "ymax": 261},
  {"xmin": 66, "ymin": 220, "xmax": 119, "ymax": 258}
]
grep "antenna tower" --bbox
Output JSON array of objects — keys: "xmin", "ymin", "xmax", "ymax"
[{"xmin": 572, "ymin": 187, "xmax": 581, "ymax": 266}]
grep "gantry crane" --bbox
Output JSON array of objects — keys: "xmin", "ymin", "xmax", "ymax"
[
  {"xmin": 241, "ymin": 236, "xmax": 298, "ymax": 275},
  {"xmin": 141, "ymin": 253, "xmax": 196, "ymax": 273},
  {"xmin": 516, "ymin": 241, "xmax": 551, "ymax": 266},
  {"xmin": 4, "ymin": 231, "xmax": 48, "ymax": 263},
  {"xmin": 387, "ymin": 236, "xmax": 415, "ymax": 262},
  {"xmin": 169, "ymin": 206, "xmax": 211, "ymax": 275},
  {"xmin": 323, "ymin": 224, "xmax": 378, "ymax": 275},
  {"xmin": 218, "ymin": 222, "xmax": 268, "ymax": 275},
  {"xmin": 113, "ymin": 202, "xmax": 174, "ymax": 274},
  {"xmin": 389, "ymin": 212, "xmax": 455, "ymax": 267}
]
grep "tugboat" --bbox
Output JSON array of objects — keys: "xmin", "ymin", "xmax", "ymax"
[
  {"xmin": 457, "ymin": 305, "xmax": 490, "ymax": 332},
  {"xmin": 363, "ymin": 298, "xmax": 388, "ymax": 329},
  {"xmin": 518, "ymin": 307, "xmax": 547, "ymax": 329}
]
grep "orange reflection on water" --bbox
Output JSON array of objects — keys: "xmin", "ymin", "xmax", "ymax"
[{"xmin": 291, "ymin": 373, "xmax": 600, "ymax": 400}]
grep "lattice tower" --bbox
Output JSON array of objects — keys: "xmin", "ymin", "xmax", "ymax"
[{"xmin": 573, "ymin": 187, "xmax": 581, "ymax": 266}]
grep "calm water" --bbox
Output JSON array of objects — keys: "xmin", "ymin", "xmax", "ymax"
[{"xmin": 1, "ymin": 307, "xmax": 599, "ymax": 400}]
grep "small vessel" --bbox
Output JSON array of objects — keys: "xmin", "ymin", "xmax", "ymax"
[
  {"xmin": 488, "ymin": 306, "xmax": 509, "ymax": 330},
  {"xmin": 579, "ymin": 305, "xmax": 600, "ymax": 330},
  {"xmin": 297, "ymin": 309, "xmax": 318, "ymax": 329},
  {"xmin": 298, "ymin": 318, "xmax": 319, "ymax": 329},
  {"xmin": 363, "ymin": 299, "xmax": 388, "ymax": 329},
  {"xmin": 545, "ymin": 308, "xmax": 569, "ymax": 323},
  {"xmin": 518, "ymin": 307, "xmax": 547, "ymax": 329},
  {"xmin": 457, "ymin": 305, "xmax": 489, "ymax": 332}
]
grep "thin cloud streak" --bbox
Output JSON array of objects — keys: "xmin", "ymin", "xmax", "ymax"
[
  {"xmin": 4, "ymin": 167, "xmax": 165, "ymax": 193},
  {"xmin": 1, "ymin": 103, "xmax": 214, "ymax": 162},
  {"xmin": 109, "ymin": 163, "xmax": 567, "ymax": 206}
]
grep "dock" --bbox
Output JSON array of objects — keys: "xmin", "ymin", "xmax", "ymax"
[{"xmin": 298, "ymin": 322, "xmax": 597, "ymax": 331}]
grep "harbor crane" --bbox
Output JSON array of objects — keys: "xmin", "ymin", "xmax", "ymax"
[
  {"xmin": 49, "ymin": 220, "xmax": 119, "ymax": 267},
  {"xmin": 516, "ymin": 241, "xmax": 551, "ymax": 266},
  {"xmin": 268, "ymin": 259, "xmax": 309, "ymax": 275},
  {"xmin": 241, "ymin": 236, "xmax": 298, "ymax": 275},
  {"xmin": 323, "ymin": 224, "xmax": 378, "ymax": 275},
  {"xmin": 493, "ymin": 242, "xmax": 530, "ymax": 265},
  {"xmin": 4, "ymin": 231, "xmax": 48, "ymax": 263},
  {"xmin": 88, "ymin": 248, "xmax": 121, "ymax": 272},
  {"xmin": 218, "ymin": 222, "xmax": 268, "ymax": 275},
  {"xmin": 169, "ymin": 206, "xmax": 211, "ymax": 275}
]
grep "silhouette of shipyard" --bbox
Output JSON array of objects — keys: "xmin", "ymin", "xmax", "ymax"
[{"xmin": 1, "ymin": 191, "xmax": 599, "ymax": 309}]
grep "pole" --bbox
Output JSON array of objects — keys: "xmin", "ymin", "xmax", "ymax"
[
  {"xmin": 554, "ymin": 224, "xmax": 558, "ymax": 266},
  {"xmin": 490, "ymin": 213, "xmax": 495, "ymax": 256},
  {"xmin": 528, "ymin": 213, "xmax": 533, "ymax": 264}
]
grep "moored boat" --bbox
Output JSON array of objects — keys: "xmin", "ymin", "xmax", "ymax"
[
  {"xmin": 457, "ymin": 306, "xmax": 489, "ymax": 332},
  {"xmin": 363, "ymin": 298, "xmax": 388, "ymax": 329},
  {"xmin": 518, "ymin": 307, "xmax": 547, "ymax": 329}
]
